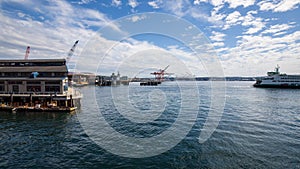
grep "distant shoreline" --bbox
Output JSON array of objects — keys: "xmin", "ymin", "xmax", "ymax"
[{"xmin": 130, "ymin": 77, "xmax": 256, "ymax": 82}]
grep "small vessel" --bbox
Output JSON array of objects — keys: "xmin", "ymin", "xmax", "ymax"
[
  {"xmin": 140, "ymin": 81, "xmax": 161, "ymax": 86},
  {"xmin": 253, "ymin": 65, "xmax": 300, "ymax": 88}
]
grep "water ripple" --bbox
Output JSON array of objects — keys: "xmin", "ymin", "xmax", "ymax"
[{"xmin": 0, "ymin": 81, "xmax": 300, "ymax": 168}]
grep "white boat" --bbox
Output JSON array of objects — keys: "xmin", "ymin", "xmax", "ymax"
[{"xmin": 253, "ymin": 65, "xmax": 300, "ymax": 88}]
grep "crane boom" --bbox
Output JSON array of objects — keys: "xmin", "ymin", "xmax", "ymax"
[
  {"xmin": 24, "ymin": 46, "xmax": 30, "ymax": 60},
  {"xmin": 163, "ymin": 65, "xmax": 170, "ymax": 71},
  {"xmin": 150, "ymin": 65, "xmax": 172, "ymax": 82},
  {"xmin": 67, "ymin": 40, "xmax": 79, "ymax": 62}
]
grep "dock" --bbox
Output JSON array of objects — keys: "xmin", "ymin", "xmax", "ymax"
[
  {"xmin": 0, "ymin": 59, "xmax": 82, "ymax": 113},
  {"xmin": 1, "ymin": 104, "xmax": 77, "ymax": 113}
]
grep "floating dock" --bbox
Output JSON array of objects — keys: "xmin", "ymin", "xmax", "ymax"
[
  {"xmin": 140, "ymin": 81, "xmax": 161, "ymax": 86},
  {"xmin": 1, "ymin": 104, "xmax": 77, "ymax": 113}
]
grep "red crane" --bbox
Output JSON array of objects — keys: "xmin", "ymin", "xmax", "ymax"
[
  {"xmin": 24, "ymin": 46, "xmax": 30, "ymax": 60},
  {"xmin": 151, "ymin": 65, "xmax": 173, "ymax": 82}
]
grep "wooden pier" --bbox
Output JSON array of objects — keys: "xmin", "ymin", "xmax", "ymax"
[{"xmin": 0, "ymin": 59, "xmax": 82, "ymax": 113}]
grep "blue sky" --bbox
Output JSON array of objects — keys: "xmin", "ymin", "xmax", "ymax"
[{"xmin": 0, "ymin": 0, "xmax": 300, "ymax": 77}]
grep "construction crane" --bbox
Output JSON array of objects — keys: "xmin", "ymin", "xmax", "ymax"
[
  {"xmin": 24, "ymin": 46, "xmax": 30, "ymax": 60},
  {"xmin": 66, "ymin": 40, "xmax": 79, "ymax": 62},
  {"xmin": 151, "ymin": 65, "xmax": 173, "ymax": 82}
]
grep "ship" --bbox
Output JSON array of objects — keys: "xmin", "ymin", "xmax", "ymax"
[{"xmin": 253, "ymin": 65, "xmax": 300, "ymax": 88}]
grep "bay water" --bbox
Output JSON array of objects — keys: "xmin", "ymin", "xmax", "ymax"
[{"xmin": 1, "ymin": 81, "xmax": 299, "ymax": 168}]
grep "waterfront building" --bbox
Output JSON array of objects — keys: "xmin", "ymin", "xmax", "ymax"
[
  {"xmin": 68, "ymin": 72, "xmax": 96, "ymax": 86},
  {"xmin": 95, "ymin": 72, "xmax": 129, "ymax": 86},
  {"xmin": 0, "ymin": 59, "xmax": 81, "ymax": 111}
]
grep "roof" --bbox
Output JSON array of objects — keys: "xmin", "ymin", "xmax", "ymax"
[
  {"xmin": 0, "ymin": 59, "xmax": 66, "ymax": 63},
  {"xmin": 0, "ymin": 66, "xmax": 67, "ymax": 72},
  {"xmin": 0, "ymin": 59, "xmax": 67, "ymax": 73},
  {"xmin": 0, "ymin": 77, "xmax": 66, "ymax": 80}
]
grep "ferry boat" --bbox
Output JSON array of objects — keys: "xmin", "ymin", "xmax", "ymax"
[{"xmin": 253, "ymin": 65, "xmax": 300, "ymax": 88}]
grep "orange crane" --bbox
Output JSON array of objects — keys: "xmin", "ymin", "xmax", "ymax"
[
  {"xmin": 24, "ymin": 46, "xmax": 30, "ymax": 60},
  {"xmin": 151, "ymin": 65, "xmax": 173, "ymax": 82},
  {"xmin": 66, "ymin": 40, "xmax": 79, "ymax": 62}
]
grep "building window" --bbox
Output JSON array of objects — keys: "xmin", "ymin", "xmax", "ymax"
[
  {"xmin": 8, "ymin": 81, "xmax": 22, "ymax": 84},
  {"xmin": 27, "ymin": 86, "xmax": 41, "ymax": 92},
  {"xmin": 45, "ymin": 86, "xmax": 60, "ymax": 93},
  {"xmin": 0, "ymin": 85, "xmax": 4, "ymax": 91},
  {"xmin": 12, "ymin": 85, "xmax": 19, "ymax": 93},
  {"xmin": 55, "ymin": 72, "xmax": 66, "ymax": 77},
  {"xmin": 21, "ymin": 72, "xmax": 31, "ymax": 77},
  {"xmin": 45, "ymin": 81, "xmax": 61, "ymax": 85},
  {"xmin": 38, "ymin": 72, "xmax": 52, "ymax": 77}
]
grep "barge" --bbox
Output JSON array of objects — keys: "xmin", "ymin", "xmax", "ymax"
[{"xmin": 140, "ymin": 81, "xmax": 161, "ymax": 86}]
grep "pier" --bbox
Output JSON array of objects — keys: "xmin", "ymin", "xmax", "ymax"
[{"xmin": 0, "ymin": 59, "xmax": 81, "ymax": 112}]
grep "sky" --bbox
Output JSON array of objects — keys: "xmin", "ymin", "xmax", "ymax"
[{"xmin": 0, "ymin": 0, "xmax": 300, "ymax": 77}]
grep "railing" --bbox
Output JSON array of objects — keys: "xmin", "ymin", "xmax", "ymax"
[
  {"xmin": 0, "ymin": 88, "xmax": 82, "ymax": 98},
  {"xmin": 0, "ymin": 91, "xmax": 63, "ymax": 95}
]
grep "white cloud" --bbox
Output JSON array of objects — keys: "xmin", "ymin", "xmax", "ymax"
[
  {"xmin": 212, "ymin": 42, "xmax": 225, "ymax": 47},
  {"xmin": 273, "ymin": 31, "xmax": 287, "ymax": 37},
  {"xmin": 189, "ymin": 8, "xmax": 211, "ymax": 22},
  {"xmin": 220, "ymin": 31, "xmax": 300, "ymax": 76},
  {"xmin": 242, "ymin": 11, "xmax": 265, "ymax": 34},
  {"xmin": 77, "ymin": 0, "xmax": 95, "ymax": 5},
  {"xmin": 0, "ymin": 0, "xmax": 206, "ymax": 76},
  {"xmin": 149, "ymin": 0, "xmax": 222, "ymax": 25},
  {"xmin": 225, "ymin": 11, "xmax": 242, "ymax": 24},
  {"xmin": 183, "ymin": 0, "xmax": 257, "ymax": 28},
  {"xmin": 224, "ymin": 0, "xmax": 256, "ymax": 8},
  {"xmin": 128, "ymin": 15, "xmax": 146, "ymax": 22},
  {"xmin": 162, "ymin": 0, "xmax": 224, "ymax": 25},
  {"xmin": 193, "ymin": 0, "xmax": 201, "ymax": 5},
  {"xmin": 195, "ymin": 0, "xmax": 255, "ymax": 9},
  {"xmin": 258, "ymin": 0, "xmax": 300, "ymax": 12},
  {"xmin": 112, "ymin": 0, "xmax": 122, "ymax": 7},
  {"xmin": 210, "ymin": 0, "xmax": 224, "ymax": 7},
  {"xmin": 274, "ymin": 0, "xmax": 300, "ymax": 12},
  {"xmin": 1, "ymin": 0, "xmax": 36, "ymax": 7},
  {"xmin": 210, "ymin": 31, "xmax": 226, "ymax": 42},
  {"xmin": 223, "ymin": 10, "xmax": 265, "ymax": 34},
  {"xmin": 80, "ymin": 37, "xmax": 206, "ymax": 76},
  {"xmin": 258, "ymin": 1, "xmax": 276, "ymax": 11},
  {"xmin": 164, "ymin": 0, "xmax": 189, "ymax": 17},
  {"xmin": 223, "ymin": 11, "xmax": 242, "ymax": 29},
  {"xmin": 0, "ymin": 0, "xmax": 121, "ymax": 60},
  {"xmin": 261, "ymin": 23, "xmax": 295, "ymax": 35},
  {"xmin": 17, "ymin": 12, "xmax": 26, "ymax": 18},
  {"xmin": 128, "ymin": 0, "xmax": 139, "ymax": 8},
  {"xmin": 148, "ymin": 0, "xmax": 162, "ymax": 9},
  {"xmin": 194, "ymin": 0, "xmax": 209, "ymax": 4},
  {"xmin": 211, "ymin": 5, "xmax": 226, "ymax": 21}
]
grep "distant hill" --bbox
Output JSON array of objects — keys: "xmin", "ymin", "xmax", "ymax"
[{"xmin": 194, "ymin": 77, "xmax": 256, "ymax": 81}]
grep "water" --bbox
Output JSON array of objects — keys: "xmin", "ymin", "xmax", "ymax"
[{"xmin": 1, "ymin": 81, "xmax": 299, "ymax": 168}]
